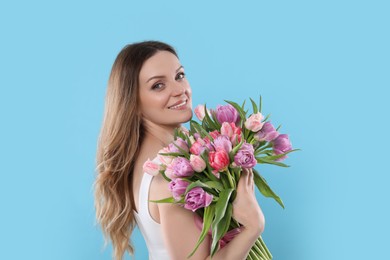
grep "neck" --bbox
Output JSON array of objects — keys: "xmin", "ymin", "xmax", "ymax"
[{"xmin": 143, "ymin": 121, "xmax": 179, "ymax": 147}]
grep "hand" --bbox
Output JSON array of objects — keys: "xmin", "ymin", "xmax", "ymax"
[{"xmin": 232, "ymin": 168, "xmax": 265, "ymax": 234}]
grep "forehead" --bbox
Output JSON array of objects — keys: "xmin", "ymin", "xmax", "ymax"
[{"xmin": 139, "ymin": 51, "xmax": 181, "ymax": 83}]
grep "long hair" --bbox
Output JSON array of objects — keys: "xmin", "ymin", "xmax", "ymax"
[{"xmin": 94, "ymin": 41, "xmax": 177, "ymax": 260}]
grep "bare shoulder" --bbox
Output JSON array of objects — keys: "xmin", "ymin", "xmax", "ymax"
[
  {"xmin": 149, "ymin": 173, "xmax": 171, "ymax": 200},
  {"xmin": 151, "ymin": 177, "xmax": 211, "ymax": 259}
]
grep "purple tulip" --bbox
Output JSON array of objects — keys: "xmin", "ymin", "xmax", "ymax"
[
  {"xmin": 214, "ymin": 104, "xmax": 240, "ymax": 124},
  {"xmin": 165, "ymin": 157, "xmax": 194, "ymax": 179},
  {"xmin": 168, "ymin": 178, "xmax": 190, "ymax": 201},
  {"xmin": 273, "ymin": 134, "xmax": 292, "ymax": 161},
  {"xmin": 184, "ymin": 187, "xmax": 213, "ymax": 212},
  {"xmin": 254, "ymin": 122, "xmax": 279, "ymax": 142},
  {"xmin": 212, "ymin": 135, "xmax": 233, "ymax": 153},
  {"xmin": 234, "ymin": 142, "xmax": 257, "ymax": 169}
]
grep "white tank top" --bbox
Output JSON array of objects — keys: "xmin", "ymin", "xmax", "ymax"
[{"xmin": 134, "ymin": 170, "xmax": 171, "ymax": 260}]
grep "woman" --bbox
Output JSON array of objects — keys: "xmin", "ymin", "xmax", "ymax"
[{"xmin": 95, "ymin": 41, "xmax": 265, "ymax": 260}]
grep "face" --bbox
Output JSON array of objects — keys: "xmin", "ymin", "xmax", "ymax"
[{"xmin": 138, "ymin": 51, "xmax": 193, "ymax": 128}]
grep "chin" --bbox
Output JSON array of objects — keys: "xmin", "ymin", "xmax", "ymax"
[{"xmin": 180, "ymin": 110, "xmax": 193, "ymax": 123}]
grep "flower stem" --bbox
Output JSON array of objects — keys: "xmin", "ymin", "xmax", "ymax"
[
  {"xmin": 253, "ymin": 241, "xmax": 268, "ymax": 259},
  {"xmin": 259, "ymin": 237, "xmax": 272, "ymax": 259},
  {"xmin": 248, "ymin": 249, "xmax": 260, "ymax": 260},
  {"xmin": 226, "ymin": 168, "xmax": 235, "ymax": 188}
]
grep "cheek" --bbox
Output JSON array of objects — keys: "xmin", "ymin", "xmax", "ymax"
[
  {"xmin": 140, "ymin": 91, "xmax": 170, "ymax": 108},
  {"xmin": 184, "ymin": 81, "xmax": 192, "ymax": 96},
  {"xmin": 139, "ymin": 92, "xmax": 170, "ymax": 119}
]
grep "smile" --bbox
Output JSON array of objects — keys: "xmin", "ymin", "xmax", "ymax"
[{"xmin": 168, "ymin": 100, "xmax": 188, "ymax": 110}]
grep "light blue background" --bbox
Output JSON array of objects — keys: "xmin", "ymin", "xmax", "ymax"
[{"xmin": 1, "ymin": 0, "xmax": 389, "ymax": 259}]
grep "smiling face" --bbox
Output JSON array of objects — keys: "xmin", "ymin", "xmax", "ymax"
[{"xmin": 138, "ymin": 51, "xmax": 193, "ymax": 129}]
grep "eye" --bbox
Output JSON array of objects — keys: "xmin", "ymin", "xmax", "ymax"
[
  {"xmin": 151, "ymin": 82, "xmax": 165, "ymax": 90},
  {"xmin": 175, "ymin": 72, "xmax": 185, "ymax": 80}
]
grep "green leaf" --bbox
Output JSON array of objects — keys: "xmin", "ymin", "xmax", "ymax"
[
  {"xmin": 241, "ymin": 99, "xmax": 246, "ymax": 108},
  {"xmin": 174, "ymin": 127, "xmax": 186, "ymax": 141},
  {"xmin": 210, "ymin": 188, "xmax": 234, "ymax": 255},
  {"xmin": 255, "ymin": 149, "xmax": 274, "ymax": 155},
  {"xmin": 171, "ymin": 142, "xmax": 190, "ymax": 158},
  {"xmin": 203, "ymin": 104, "xmax": 219, "ymax": 130},
  {"xmin": 261, "ymin": 149, "xmax": 299, "ymax": 161},
  {"xmin": 253, "ymin": 169, "xmax": 284, "ymax": 208},
  {"xmin": 185, "ymin": 180, "xmax": 212, "ymax": 194},
  {"xmin": 204, "ymin": 181, "xmax": 224, "ymax": 191},
  {"xmin": 190, "ymin": 120, "xmax": 197, "ymax": 134},
  {"xmin": 250, "ymin": 98, "xmax": 258, "ymax": 114},
  {"xmin": 160, "ymin": 170, "xmax": 172, "ymax": 182},
  {"xmin": 256, "ymin": 157, "xmax": 290, "ymax": 167},
  {"xmin": 183, "ymin": 133, "xmax": 192, "ymax": 148},
  {"xmin": 259, "ymin": 95, "xmax": 263, "ymax": 113},
  {"xmin": 202, "ymin": 105, "xmax": 215, "ymax": 128},
  {"xmin": 211, "ymin": 203, "xmax": 232, "ymax": 256},
  {"xmin": 149, "ymin": 197, "xmax": 176, "ymax": 203},
  {"xmin": 191, "ymin": 121, "xmax": 214, "ymax": 141},
  {"xmin": 158, "ymin": 152, "xmax": 183, "ymax": 157},
  {"xmin": 230, "ymin": 139, "xmax": 245, "ymax": 158},
  {"xmin": 221, "ymin": 203, "xmax": 232, "ymax": 234},
  {"xmin": 187, "ymin": 206, "xmax": 215, "ymax": 258},
  {"xmin": 263, "ymin": 113, "xmax": 271, "ymax": 122}
]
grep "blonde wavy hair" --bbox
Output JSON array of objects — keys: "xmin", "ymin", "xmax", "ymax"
[{"xmin": 94, "ymin": 41, "xmax": 177, "ymax": 259}]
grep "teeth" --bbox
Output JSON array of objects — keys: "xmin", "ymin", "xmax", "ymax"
[{"xmin": 169, "ymin": 100, "xmax": 186, "ymax": 109}]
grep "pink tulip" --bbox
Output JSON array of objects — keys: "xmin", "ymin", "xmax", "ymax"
[
  {"xmin": 209, "ymin": 148, "xmax": 230, "ymax": 173},
  {"xmin": 194, "ymin": 104, "xmax": 211, "ymax": 121},
  {"xmin": 221, "ymin": 122, "xmax": 242, "ymax": 145},
  {"xmin": 157, "ymin": 147, "xmax": 174, "ymax": 166},
  {"xmin": 190, "ymin": 154, "xmax": 207, "ymax": 172},
  {"xmin": 231, "ymin": 133, "xmax": 242, "ymax": 146},
  {"xmin": 190, "ymin": 137, "xmax": 215, "ymax": 155},
  {"xmin": 179, "ymin": 125, "xmax": 190, "ymax": 136},
  {"xmin": 244, "ymin": 112, "xmax": 265, "ymax": 132},
  {"xmin": 189, "ymin": 136, "xmax": 196, "ymax": 145},
  {"xmin": 142, "ymin": 159, "xmax": 162, "ymax": 176},
  {"xmin": 190, "ymin": 139, "xmax": 206, "ymax": 155},
  {"xmin": 209, "ymin": 130, "xmax": 220, "ymax": 139},
  {"xmin": 168, "ymin": 178, "xmax": 190, "ymax": 201},
  {"xmin": 184, "ymin": 187, "xmax": 213, "ymax": 212},
  {"xmin": 221, "ymin": 122, "xmax": 233, "ymax": 137},
  {"xmin": 202, "ymin": 136, "xmax": 215, "ymax": 151}
]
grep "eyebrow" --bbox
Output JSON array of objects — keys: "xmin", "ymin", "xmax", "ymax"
[{"xmin": 146, "ymin": 65, "xmax": 184, "ymax": 83}]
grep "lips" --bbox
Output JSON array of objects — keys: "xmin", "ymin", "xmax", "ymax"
[{"xmin": 168, "ymin": 99, "xmax": 188, "ymax": 109}]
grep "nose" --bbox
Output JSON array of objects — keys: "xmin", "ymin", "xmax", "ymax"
[{"xmin": 171, "ymin": 81, "xmax": 186, "ymax": 96}]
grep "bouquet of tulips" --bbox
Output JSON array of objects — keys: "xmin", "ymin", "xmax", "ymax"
[{"xmin": 143, "ymin": 97, "xmax": 297, "ymax": 259}]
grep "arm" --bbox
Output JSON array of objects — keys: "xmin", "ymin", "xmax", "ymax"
[{"xmin": 155, "ymin": 168, "xmax": 264, "ymax": 260}]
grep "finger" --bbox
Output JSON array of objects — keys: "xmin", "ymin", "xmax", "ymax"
[
  {"xmin": 247, "ymin": 168, "xmax": 253, "ymax": 186},
  {"xmin": 241, "ymin": 168, "xmax": 249, "ymax": 182},
  {"xmin": 237, "ymin": 168, "xmax": 247, "ymax": 190}
]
